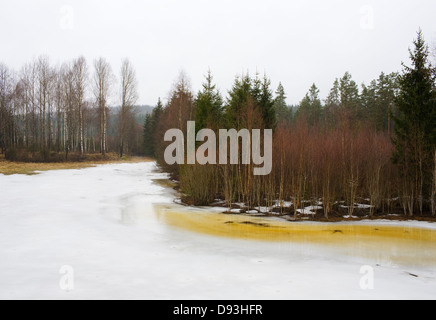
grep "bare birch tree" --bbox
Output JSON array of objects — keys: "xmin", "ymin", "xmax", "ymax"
[
  {"xmin": 0, "ymin": 64, "xmax": 14, "ymax": 154},
  {"xmin": 93, "ymin": 58, "xmax": 112, "ymax": 156},
  {"xmin": 19, "ymin": 62, "xmax": 38, "ymax": 148},
  {"xmin": 36, "ymin": 56, "xmax": 53, "ymax": 150},
  {"xmin": 62, "ymin": 63, "xmax": 75, "ymax": 159},
  {"xmin": 118, "ymin": 59, "xmax": 138, "ymax": 157},
  {"xmin": 73, "ymin": 57, "xmax": 88, "ymax": 157}
]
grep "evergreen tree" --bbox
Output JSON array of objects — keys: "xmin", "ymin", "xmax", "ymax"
[
  {"xmin": 360, "ymin": 80, "xmax": 378, "ymax": 125},
  {"xmin": 195, "ymin": 70, "xmax": 223, "ymax": 132},
  {"xmin": 361, "ymin": 73, "xmax": 399, "ymax": 131},
  {"xmin": 324, "ymin": 78, "xmax": 340, "ymax": 126},
  {"xmin": 259, "ymin": 75, "xmax": 277, "ymax": 130},
  {"xmin": 250, "ymin": 73, "xmax": 262, "ymax": 103},
  {"xmin": 151, "ymin": 98, "xmax": 163, "ymax": 154},
  {"xmin": 274, "ymin": 82, "xmax": 291, "ymax": 124},
  {"xmin": 143, "ymin": 98, "xmax": 164, "ymax": 157},
  {"xmin": 309, "ymin": 83, "xmax": 322, "ymax": 124},
  {"xmin": 225, "ymin": 74, "xmax": 252, "ymax": 129},
  {"xmin": 296, "ymin": 93, "xmax": 311, "ymax": 121},
  {"xmin": 339, "ymin": 72, "xmax": 360, "ymax": 120},
  {"xmin": 376, "ymin": 72, "xmax": 399, "ymax": 133},
  {"xmin": 296, "ymin": 83, "xmax": 322, "ymax": 125},
  {"xmin": 143, "ymin": 113, "xmax": 153, "ymax": 157},
  {"xmin": 152, "ymin": 97, "xmax": 163, "ymax": 130},
  {"xmin": 392, "ymin": 30, "xmax": 436, "ymax": 215}
]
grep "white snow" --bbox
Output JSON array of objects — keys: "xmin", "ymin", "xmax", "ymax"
[
  {"xmin": 340, "ymin": 203, "xmax": 374, "ymax": 209},
  {"xmin": 356, "ymin": 204, "xmax": 373, "ymax": 209},
  {"xmin": 304, "ymin": 205, "xmax": 323, "ymax": 211},
  {"xmin": 274, "ymin": 200, "xmax": 293, "ymax": 207},
  {"xmin": 296, "ymin": 208, "xmax": 315, "ymax": 215},
  {"xmin": 233, "ymin": 202, "xmax": 245, "ymax": 208},
  {"xmin": 258, "ymin": 206, "xmax": 271, "ymax": 213},
  {"xmin": 0, "ymin": 162, "xmax": 435, "ymax": 300},
  {"xmin": 296, "ymin": 205, "xmax": 322, "ymax": 215},
  {"xmin": 229, "ymin": 209, "xmax": 242, "ymax": 214}
]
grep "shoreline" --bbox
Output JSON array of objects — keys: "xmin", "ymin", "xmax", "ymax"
[
  {"xmin": 176, "ymin": 202, "xmax": 436, "ymax": 225},
  {"xmin": 3, "ymin": 158, "xmax": 435, "ymax": 227},
  {"xmin": 149, "ymin": 162, "xmax": 436, "ymax": 225},
  {"xmin": 170, "ymin": 192, "xmax": 436, "ymax": 226},
  {"xmin": 172, "ymin": 201, "xmax": 436, "ymax": 229},
  {"xmin": 0, "ymin": 154, "xmax": 153, "ymax": 175}
]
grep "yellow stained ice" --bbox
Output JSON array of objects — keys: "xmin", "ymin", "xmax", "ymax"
[{"xmin": 154, "ymin": 205, "xmax": 436, "ymax": 266}]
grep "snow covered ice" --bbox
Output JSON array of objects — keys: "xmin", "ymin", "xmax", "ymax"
[{"xmin": 0, "ymin": 162, "xmax": 435, "ymax": 300}]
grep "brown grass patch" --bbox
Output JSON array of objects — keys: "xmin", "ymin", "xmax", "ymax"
[{"xmin": 0, "ymin": 153, "xmax": 153, "ymax": 175}]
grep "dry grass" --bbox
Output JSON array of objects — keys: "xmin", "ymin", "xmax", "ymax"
[{"xmin": 0, "ymin": 153, "xmax": 153, "ymax": 175}]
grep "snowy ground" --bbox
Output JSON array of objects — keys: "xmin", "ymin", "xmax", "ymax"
[{"xmin": 0, "ymin": 162, "xmax": 435, "ymax": 300}]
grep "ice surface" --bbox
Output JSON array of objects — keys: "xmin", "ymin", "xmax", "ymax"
[{"xmin": 0, "ymin": 162, "xmax": 435, "ymax": 300}]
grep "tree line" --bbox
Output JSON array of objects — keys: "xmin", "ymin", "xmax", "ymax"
[
  {"xmin": 0, "ymin": 56, "xmax": 142, "ymax": 161},
  {"xmin": 144, "ymin": 30, "xmax": 436, "ymax": 218}
]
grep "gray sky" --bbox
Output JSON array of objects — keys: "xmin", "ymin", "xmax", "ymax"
[{"xmin": 1, "ymin": 0, "xmax": 435, "ymax": 106}]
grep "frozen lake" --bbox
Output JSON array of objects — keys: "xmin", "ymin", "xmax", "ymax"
[{"xmin": 0, "ymin": 162, "xmax": 435, "ymax": 300}]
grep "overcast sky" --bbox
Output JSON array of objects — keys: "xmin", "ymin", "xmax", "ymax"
[{"xmin": 1, "ymin": 0, "xmax": 435, "ymax": 106}]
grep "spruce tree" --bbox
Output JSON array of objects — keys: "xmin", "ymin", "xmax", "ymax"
[
  {"xmin": 324, "ymin": 78, "xmax": 340, "ymax": 126},
  {"xmin": 296, "ymin": 93, "xmax": 311, "ymax": 122},
  {"xmin": 150, "ymin": 98, "xmax": 163, "ymax": 154},
  {"xmin": 361, "ymin": 80, "xmax": 378, "ymax": 127},
  {"xmin": 274, "ymin": 82, "xmax": 290, "ymax": 124},
  {"xmin": 153, "ymin": 98, "xmax": 163, "ymax": 123},
  {"xmin": 225, "ymin": 74, "xmax": 252, "ymax": 129},
  {"xmin": 143, "ymin": 113, "xmax": 153, "ymax": 157},
  {"xmin": 195, "ymin": 70, "xmax": 223, "ymax": 132},
  {"xmin": 250, "ymin": 73, "xmax": 262, "ymax": 103},
  {"xmin": 143, "ymin": 98, "xmax": 163, "ymax": 157},
  {"xmin": 296, "ymin": 83, "xmax": 322, "ymax": 125},
  {"xmin": 309, "ymin": 83, "xmax": 322, "ymax": 125},
  {"xmin": 376, "ymin": 72, "xmax": 399, "ymax": 133},
  {"xmin": 392, "ymin": 30, "xmax": 436, "ymax": 215},
  {"xmin": 339, "ymin": 72, "xmax": 360, "ymax": 120},
  {"xmin": 259, "ymin": 75, "xmax": 277, "ymax": 130}
]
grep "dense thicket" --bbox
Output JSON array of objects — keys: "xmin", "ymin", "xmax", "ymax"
[
  {"xmin": 145, "ymin": 31, "xmax": 435, "ymax": 218},
  {"xmin": 0, "ymin": 56, "xmax": 142, "ymax": 162}
]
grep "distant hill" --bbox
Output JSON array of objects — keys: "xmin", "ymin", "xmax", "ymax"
[
  {"xmin": 135, "ymin": 105, "xmax": 154, "ymax": 117},
  {"xmin": 109, "ymin": 105, "xmax": 154, "ymax": 125},
  {"xmin": 134, "ymin": 105, "xmax": 154, "ymax": 125},
  {"xmin": 110, "ymin": 105, "xmax": 154, "ymax": 115}
]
